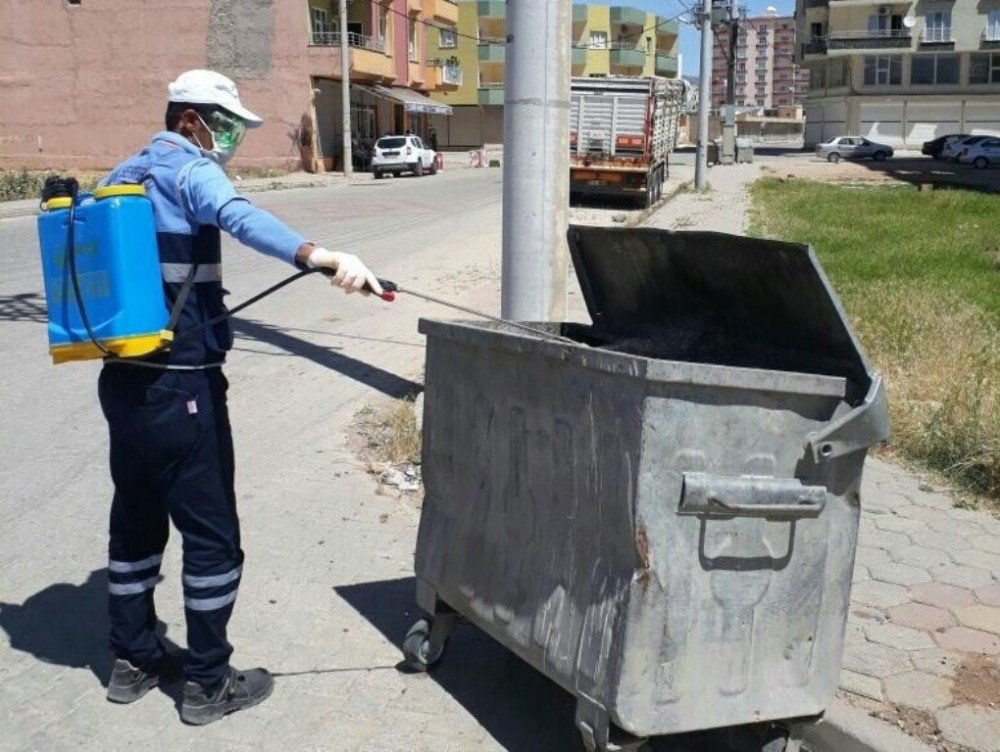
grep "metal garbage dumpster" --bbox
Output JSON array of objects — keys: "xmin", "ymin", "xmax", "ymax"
[
  {"xmin": 404, "ymin": 227, "xmax": 889, "ymax": 751},
  {"xmin": 736, "ymin": 137, "xmax": 755, "ymax": 164}
]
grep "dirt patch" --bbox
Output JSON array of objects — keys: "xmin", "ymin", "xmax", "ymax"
[
  {"xmin": 951, "ymin": 654, "xmax": 1000, "ymax": 709},
  {"xmin": 352, "ymin": 398, "xmax": 423, "ymax": 499}
]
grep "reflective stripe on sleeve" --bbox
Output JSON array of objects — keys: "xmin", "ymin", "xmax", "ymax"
[
  {"xmin": 108, "ymin": 554, "xmax": 163, "ymax": 573},
  {"xmin": 182, "ymin": 566, "xmax": 242, "ymax": 589},
  {"xmin": 184, "ymin": 590, "xmax": 238, "ymax": 612}
]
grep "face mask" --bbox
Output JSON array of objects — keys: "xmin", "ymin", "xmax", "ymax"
[{"xmin": 196, "ymin": 110, "xmax": 247, "ymax": 165}]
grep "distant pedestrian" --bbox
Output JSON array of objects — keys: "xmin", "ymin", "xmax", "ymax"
[{"xmin": 428, "ymin": 129, "xmax": 439, "ymax": 152}]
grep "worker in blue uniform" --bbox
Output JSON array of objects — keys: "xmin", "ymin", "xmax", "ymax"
[{"xmin": 99, "ymin": 70, "xmax": 382, "ymax": 725}]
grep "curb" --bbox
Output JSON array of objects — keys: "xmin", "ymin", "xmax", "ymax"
[
  {"xmin": 801, "ymin": 699, "xmax": 935, "ymax": 752},
  {"xmin": 0, "ymin": 199, "xmax": 39, "ymax": 221}
]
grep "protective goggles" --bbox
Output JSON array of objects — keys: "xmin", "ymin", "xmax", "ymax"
[{"xmin": 202, "ymin": 109, "xmax": 248, "ymax": 149}]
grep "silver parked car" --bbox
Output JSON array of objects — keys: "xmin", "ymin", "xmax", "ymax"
[{"xmin": 815, "ymin": 136, "xmax": 894, "ymax": 163}]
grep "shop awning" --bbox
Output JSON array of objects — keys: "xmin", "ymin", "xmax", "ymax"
[{"xmin": 366, "ymin": 85, "xmax": 453, "ymax": 116}]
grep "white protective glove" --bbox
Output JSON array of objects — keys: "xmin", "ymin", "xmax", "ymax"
[{"xmin": 306, "ymin": 247, "xmax": 383, "ymax": 296}]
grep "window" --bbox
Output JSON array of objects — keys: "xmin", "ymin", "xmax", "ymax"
[
  {"xmin": 867, "ymin": 13, "xmax": 904, "ymax": 37},
  {"xmin": 589, "ymin": 31, "xmax": 607, "ymax": 49},
  {"xmin": 810, "ymin": 62, "xmax": 827, "ymax": 90},
  {"xmin": 378, "ymin": 5, "xmax": 389, "ymax": 47},
  {"xmin": 439, "ymin": 28, "xmax": 457, "ymax": 49},
  {"xmin": 988, "ymin": 10, "xmax": 1000, "ymax": 41},
  {"xmin": 924, "ymin": 11, "xmax": 951, "ymax": 43},
  {"xmin": 863, "ymin": 55, "xmax": 902, "ymax": 85},
  {"xmin": 828, "ymin": 58, "xmax": 848, "ymax": 88},
  {"xmin": 311, "ymin": 7, "xmax": 329, "ymax": 37},
  {"xmin": 809, "ymin": 22, "xmax": 825, "ymax": 40},
  {"xmin": 911, "ymin": 54, "xmax": 959, "ymax": 84},
  {"xmin": 408, "ymin": 18, "xmax": 418, "ymax": 61},
  {"xmin": 970, "ymin": 52, "xmax": 1000, "ymax": 84}
]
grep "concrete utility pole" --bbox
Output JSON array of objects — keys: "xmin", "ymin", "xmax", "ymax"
[
  {"xmin": 339, "ymin": 0, "xmax": 353, "ymax": 178},
  {"xmin": 695, "ymin": 0, "xmax": 713, "ymax": 189},
  {"xmin": 721, "ymin": 3, "xmax": 739, "ymax": 163},
  {"xmin": 500, "ymin": 0, "xmax": 570, "ymax": 322}
]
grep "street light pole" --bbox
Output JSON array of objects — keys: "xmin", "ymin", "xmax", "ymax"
[
  {"xmin": 339, "ymin": 0, "xmax": 353, "ymax": 178},
  {"xmin": 500, "ymin": 0, "xmax": 571, "ymax": 321},
  {"xmin": 695, "ymin": 0, "xmax": 713, "ymax": 189}
]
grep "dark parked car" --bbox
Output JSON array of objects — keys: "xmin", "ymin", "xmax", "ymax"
[{"xmin": 921, "ymin": 134, "xmax": 968, "ymax": 160}]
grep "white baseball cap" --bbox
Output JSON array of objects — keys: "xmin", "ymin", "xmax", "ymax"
[{"xmin": 168, "ymin": 69, "xmax": 263, "ymax": 128}]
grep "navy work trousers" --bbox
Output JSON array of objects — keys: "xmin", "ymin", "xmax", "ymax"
[{"xmin": 98, "ymin": 365, "xmax": 243, "ymax": 691}]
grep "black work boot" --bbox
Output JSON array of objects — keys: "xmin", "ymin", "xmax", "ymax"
[
  {"xmin": 180, "ymin": 667, "xmax": 274, "ymax": 726},
  {"xmin": 106, "ymin": 655, "xmax": 180, "ymax": 704}
]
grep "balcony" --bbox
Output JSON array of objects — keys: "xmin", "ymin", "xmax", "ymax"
[
  {"xmin": 478, "ymin": 41, "xmax": 505, "ymax": 62},
  {"xmin": 920, "ymin": 26, "xmax": 954, "ymax": 46},
  {"xmin": 478, "ymin": 83, "xmax": 505, "ymax": 105},
  {"xmin": 609, "ymin": 41, "xmax": 646, "ymax": 69},
  {"xmin": 655, "ymin": 52, "xmax": 677, "ymax": 76},
  {"xmin": 425, "ymin": 0, "xmax": 458, "ymax": 26},
  {"xmin": 477, "ymin": 1, "xmax": 505, "ymax": 18},
  {"xmin": 801, "ymin": 37, "xmax": 828, "ymax": 55},
  {"xmin": 826, "ymin": 28, "xmax": 911, "ymax": 50},
  {"xmin": 307, "ymin": 30, "xmax": 394, "ymax": 81},
  {"xmin": 655, "ymin": 15, "xmax": 679, "ymax": 38},
  {"xmin": 982, "ymin": 23, "xmax": 1000, "ymax": 49},
  {"xmin": 610, "ymin": 6, "xmax": 646, "ymax": 26}
]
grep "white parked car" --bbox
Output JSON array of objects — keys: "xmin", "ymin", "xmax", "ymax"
[
  {"xmin": 956, "ymin": 137, "xmax": 1000, "ymax": 169},
  {"xmin": 941, "ymin": 135, "xmax": 989, "ymax": 162},
  {"xmin": 371, "ymin": 135, "xmax": 437, "ymax": 178}
]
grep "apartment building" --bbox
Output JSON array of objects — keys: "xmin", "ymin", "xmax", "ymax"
[
  {"xmin": 712, "ymin": 9, "xmax": 810, "ymax": 111},
  {"xmin": 795, "ymin": 0, "xmax": 1000, "ymax": 147},
  {"xmin": 0, "ymin": 0, "xmax": 459, "ymax": 170},
  {"xmin": 425, "ymin": 1, "xmax": 680, "ymax": 148}
]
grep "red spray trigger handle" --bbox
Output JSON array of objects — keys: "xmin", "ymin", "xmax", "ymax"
[{"xmin": 365, "ymin": 278, "xmax": 397, "ymax": 302}]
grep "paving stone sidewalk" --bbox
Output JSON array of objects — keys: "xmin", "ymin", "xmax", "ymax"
[{"xmin": 647, "ymin": 161, "xmax": 1000, "ymax": 752}]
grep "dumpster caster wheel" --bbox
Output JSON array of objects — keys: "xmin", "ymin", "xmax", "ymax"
[{"xmin": 402, "ymin": 616, "xmax": 453, "ymax": 671}]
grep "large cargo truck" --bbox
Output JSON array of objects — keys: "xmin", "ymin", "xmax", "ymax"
[{"xmin": 570, "ymin": 76, "xmax": 685, "ymax": 207}]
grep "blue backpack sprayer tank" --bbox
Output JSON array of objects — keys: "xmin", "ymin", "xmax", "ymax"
[{"xmin": 37, "ymin": 179, "xmax": 172, "ymax": 363}]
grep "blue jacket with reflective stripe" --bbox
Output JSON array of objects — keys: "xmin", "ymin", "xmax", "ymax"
[{"xmin": 104, "ymin": 132, "xmax": 307, "ymax": 366}]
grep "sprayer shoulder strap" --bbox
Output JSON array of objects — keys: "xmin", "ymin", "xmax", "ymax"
[{"xmin": 163, "ymin": 262, "xmax": 199, "ymax": 334}]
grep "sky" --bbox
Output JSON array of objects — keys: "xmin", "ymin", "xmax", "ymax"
[{"xmin": 623, "ymin": 0, "xmax": 796, "ymax": 78}]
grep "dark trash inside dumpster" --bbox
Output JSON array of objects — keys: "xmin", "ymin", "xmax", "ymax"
[{"xmin": 403, "ymin": 227, "xmax": 889, "ymax": 752}]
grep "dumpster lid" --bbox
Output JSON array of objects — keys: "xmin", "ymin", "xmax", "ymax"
[{"xmin": 567, "ymin": 226, "xmax": 874, "ymax": 395}]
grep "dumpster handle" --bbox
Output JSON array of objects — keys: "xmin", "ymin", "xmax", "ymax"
[
  {"xmin": 805, "ymin": 375, "xmax": 890, "ymax": 464},
  {"xmin": 678, "ymin": 473, "xmax": 826, "ymax": 520}
]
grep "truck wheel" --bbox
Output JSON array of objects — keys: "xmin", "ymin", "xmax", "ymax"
[{"xmin": 413, "ymin": 161, "xmax": 423, "ymax": 177}]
